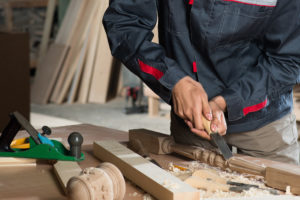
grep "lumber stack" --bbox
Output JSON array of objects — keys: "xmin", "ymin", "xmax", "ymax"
[{"xmin": 31, "ymin": 0, "xmax": 120, "ymax": 104}]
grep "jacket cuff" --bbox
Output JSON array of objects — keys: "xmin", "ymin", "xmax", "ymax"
[
  {"xmin": 220, "ymin": 88, "xmax": 244, "ymax": 121},
  {"xmin": 159, "ymin": 66, "xmax": 187, "ymax": 104}
]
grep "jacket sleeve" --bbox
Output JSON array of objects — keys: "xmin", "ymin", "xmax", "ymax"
[
  {"xmin": 220, "ymin": 0, "xmax": 300, "ymax": 121},
  {"xmin": 103, "ymin": 0, "xmax": 188, "ymax": 103}
]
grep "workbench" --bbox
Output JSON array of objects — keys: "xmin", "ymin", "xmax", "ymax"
[
  {"xmin": 0, "ymin": 124, "xmax": 189, "ymax": 200},
  {"xmin": 0, "ymin": 124, "xmax": 299, "ymax": 200}
]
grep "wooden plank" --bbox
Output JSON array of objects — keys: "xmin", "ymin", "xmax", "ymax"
[
  {"xmin": 31, "ymin": 44, "xmax": 69, "ymax": 104},
  {"xmin": 55, "ymin": 0, "xmax": 85, "ymax": 45},
  {"xmin": 88, "ymin": 0, "xmax": 114, "ymax": 104},
  {"xmin": 93, "ymin": 140, "xmax": 200, "ymax": 200},
  {"xmin": 51, "ymin": 0, "xmax": 98, "ymax": 103},
  {"xmin": 38, "ymin": 0, "xmax": 56, "ymax": 64},
  {"xmin": 77, "ymin": 8, "xmax": 102, "ymax": 104},
  {"xmin": 0, "ymin": 157, "xmax": 36, "ymax": 167},
  {"xmin": 53, "ymin": 161, "xmax": 82, "ymax": 194},
  {"xmin": 67, "ymin": 21, "xmax": 92, "ymax": 103}
]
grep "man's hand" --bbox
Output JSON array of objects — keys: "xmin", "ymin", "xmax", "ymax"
[
  {"xmin": 172, "ymin": 76, "xmax": 212, "ymax": 139},
  {"xmin": 186, "ymin": 95, "xmax": 227, "ymax": 139},
  {"xmin": 208, "ymin": 96, "xmax": 227, "ymax": 135}
]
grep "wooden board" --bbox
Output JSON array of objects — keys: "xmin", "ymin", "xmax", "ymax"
[
  {"xmin": 38, "ymin": 0, "xmax": 56, "ymax": 63},
  {"xmin": 93, "ymin": 140, "xmax": 200, "ymax": 200},
  {"xmin": 31, "ymin": 44, "xmax": 69, "ymax": 104},
  {"xmin": 0, "ymin": 157, "xmax": 36, "ymax": 167},
  {"xmin": 51, "ymin": 0, "xmax": 98, "ymax": 103},
  {"xmin": 88, "ymin": 0, "xmax": 115, "ymax": 104},
  {"xmin": 77, "ymin": 8, "xmax": 102, "ymax": 103},
  {"xmin": 53, "ymin": 161, "xmax": 82, "ymax": 194},
  {"xmin": 55, "ymin": 0, "xmax": 85, "ymax": 45}
]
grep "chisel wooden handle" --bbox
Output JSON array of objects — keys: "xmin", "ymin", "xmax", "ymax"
[{"xmin": 201, "ymin": 115, "xmax": 213, "ymax": 134}]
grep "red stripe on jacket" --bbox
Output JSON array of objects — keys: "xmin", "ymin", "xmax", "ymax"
[
  {"xmin": 138, "ymin": 59, "xmax": 164, "ymax": 80},
  {"xmin": 193, "ymin": 61, "xmax": 197, "ymax": 73},
  {"xmin": 243, "ymin": 98, "xmax": 268, "ymax": 116}
]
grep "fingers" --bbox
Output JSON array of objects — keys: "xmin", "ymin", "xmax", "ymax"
[
  {"xmin": 210, "ymin": 103, "xmax": 227, "ymax": 135},
  {"xmin": 190, "ymin": 128, "xmax": 211, "ymax": 140},
  {"xmin": 201, "ymin": 94, "xmax": 212, "ymax": 121}
]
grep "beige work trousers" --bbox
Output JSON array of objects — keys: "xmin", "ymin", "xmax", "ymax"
[{"xmin": 170, "ymin": 111, "xmax": 300, "ymax": 165}]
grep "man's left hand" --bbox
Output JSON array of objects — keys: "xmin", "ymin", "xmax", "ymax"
[{"xmin": 185, "ymin": 96, "xmax": 227, "ymax": 138}]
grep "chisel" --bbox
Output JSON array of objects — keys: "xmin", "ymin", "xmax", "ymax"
[{"xmin": 202, "ymin": 115, "xmax": 233, "ymax": 160}]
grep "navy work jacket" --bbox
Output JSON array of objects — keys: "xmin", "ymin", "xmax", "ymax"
[{"xmin": 103, "ymin": 0, "xmax": 300, "ymax": 133}]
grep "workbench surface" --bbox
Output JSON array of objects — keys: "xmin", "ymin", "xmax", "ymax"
[
  {"xmin": 1, "ymin": 124, "xmax": 299, "ymax": 200},
  {"xmin": 0, "ymin": 124, "xmax": 153, "ymax": 200}
]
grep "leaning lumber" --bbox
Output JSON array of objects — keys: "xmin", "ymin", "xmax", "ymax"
[
  {"xmin": 93, "ymin": 140, "xmax": 200, "ymax": 200},
  {"xmin": 31, "ymin": 44, "xmax": 69, "ymax": 104},
  {"xmin": 88, "ymin": 0, "xmax": 115, "ymax": 104}
]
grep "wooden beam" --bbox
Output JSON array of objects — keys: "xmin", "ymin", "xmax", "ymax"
[
  {"xmin": 53, "ymin": 161, "xmax": 82, "ymax": 195},
  {"xmin": 93, "ymin": 140, "xmax": 200, "ymax": 200},
  {"xmin": 77, "ymin": 12, "xmax": 101, "ymax": 103},
  {"xmin": 88, "ymin": 0, "xmax": 115, "ymax": 104},
  {"xmin": 31, "ymin": 44, "xmax": 69, "ymax": 104},
  {"xmin": 38, "ymin": 0, "xmax": 56, "ymax": 64}
]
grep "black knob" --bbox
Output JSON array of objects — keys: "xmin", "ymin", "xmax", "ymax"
[
  {"xmin": 41, "ymin": 126, "xmax": 51, "ymax": 136},
  {"xmin": 68, "ymin": 132, "xmax": 83, "ymax": 159}
]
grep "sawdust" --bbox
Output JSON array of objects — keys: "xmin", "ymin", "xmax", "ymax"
[
  {"xmin": 168, "ymin": 161, "xmax": 298, "ymax": 199},
  {"xmin": 162, "ymin": 179, "xmax": 179, "ymax": 189},
  {"xmin": 143, "ymin": 193, "xmax": 155, "ymax": 200}
]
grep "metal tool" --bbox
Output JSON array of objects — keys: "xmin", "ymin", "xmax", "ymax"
[
  {"xmin": 202, "ymin": 115, "xmax": 233, "ymax": 160},
  {"xmin": 0, "ymin": 111, "xmax": 84, "ymax": 161}
]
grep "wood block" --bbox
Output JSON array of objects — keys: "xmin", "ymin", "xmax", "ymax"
[
  {"xmin": 31, "ymin": 44, "xmax": 69, "ymax": 104},
  {"xmin": 93, "ymin": 140, "xmax": 200, "ymax": 200},
  {"xmin": 53, "ymin": 161, "xmax": 82, "ymax": 194},
  {"xmin": 266, "ymin": 163, "xmax": 300, "ymax": 195},
  {"xmin": 129, "ymin": 129, "xmax": 172, "ymax": 155}
]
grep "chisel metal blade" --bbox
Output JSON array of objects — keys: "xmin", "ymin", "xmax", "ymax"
[{"xmin": 210, "ymin": 133, "xmax": 233, "ymax": 160}]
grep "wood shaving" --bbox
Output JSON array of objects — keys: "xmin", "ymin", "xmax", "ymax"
[{"xmin": 168, "ymin": 160, "xmax": 299, "ymax": 198}]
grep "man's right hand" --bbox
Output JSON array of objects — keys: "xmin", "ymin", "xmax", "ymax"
[{"xmin": 172, "ymin": 76, "xmax": 212, "ymax": 140}]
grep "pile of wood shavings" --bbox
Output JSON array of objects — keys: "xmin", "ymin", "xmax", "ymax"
[{"xmin": 168, "ymin": 161, "xmax": 297, "ymax": 199}]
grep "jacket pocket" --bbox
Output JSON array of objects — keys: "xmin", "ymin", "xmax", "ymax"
[
  {"xmin": 190, "ymin": 0, "xmax": 276, "ymax": 48},
  {"xmin": 217, "ymin": 0, "xmax": 276, "ymax": 46}
]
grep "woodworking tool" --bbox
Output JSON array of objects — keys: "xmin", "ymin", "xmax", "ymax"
[
  {"xmin": 202, "ymin": 116, "xmax": 233, "ymax": 160},
  {"xmin": 0, "ymin": 111, "xmax": 84, "ymax": 161},
  {"xmin": 124, "ymin": 85, "xmax": 147, "ymax": 114},
  {"xmin": 68, "ymin": 132, "xmax": 83, "ymax": 159}
]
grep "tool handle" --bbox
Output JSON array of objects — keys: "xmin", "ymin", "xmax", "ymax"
[{"xmin": 201, "ymin": 115, "xmax": 213, "ymax": 134}]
